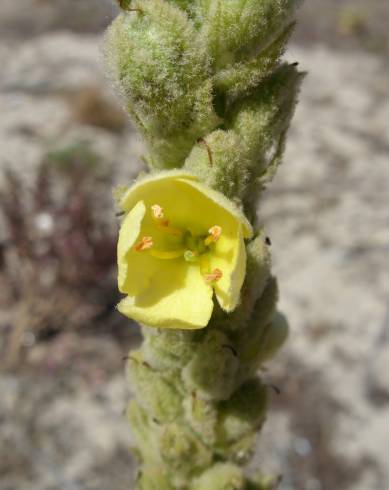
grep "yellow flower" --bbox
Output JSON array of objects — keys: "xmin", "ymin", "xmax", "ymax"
[{"xmin": 116, "ymin": 171, "xmax": 253, "ymax": 329}]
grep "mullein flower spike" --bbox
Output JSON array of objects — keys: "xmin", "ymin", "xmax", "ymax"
[{"xmin": 106, "ymin": 0, "xmax": 303, "ymax": 488}]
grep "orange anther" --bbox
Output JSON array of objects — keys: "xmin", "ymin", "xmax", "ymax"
[
  {"xmin": 204, "ymin": 225, "xmax": 222, "ymax": 246},
  {"xmin": 208, "ymin": 225, "xmax": 222, "ymax": 241},
  {"xmin": 134, "ymin": 236, "xmax": 153, "ymax": 251},
  {"xmin": 151, "ymin": 204, "xmax": 164, "ymax": 220},
  {"xmin": 204, "ymin": 268, "xmax": 223, "ymax": 284}
]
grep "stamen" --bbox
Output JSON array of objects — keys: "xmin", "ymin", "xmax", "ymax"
[
  {"xmin": 209, "ymin": 226, "xmax": 222, "ymax": 241},
  {"xmin": 203, "ymin": 268, "xmax": 223, "ymax": 284},
  {"xmin": 151, "ymin": 204, "xmax": 169, "ymax": 227},
  {"xmin": 150, "ymin": 204, "xmax": 183, "ymax": 236},
  {"xmin": 204, "ymin": 225, "xmax": 222, "ymax": 246},
  {"xmin": 150, "ymin": 249, "xmax": 185, "ymax": 260},
  {"xmin": 134, "ymin": 236, "xmax": 153, "ymax": 251},
  {"xmin": 151, "ymin": 204, "xmax": 165, "ymax": 220},
  {"xmin": 156, "ymin": 223, "xmax": 183, "ymax": 236}
]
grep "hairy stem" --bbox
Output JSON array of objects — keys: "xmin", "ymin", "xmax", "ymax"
[{"xmin": 105, "ymin": 0, "xmax": 303, "ymax": 488}]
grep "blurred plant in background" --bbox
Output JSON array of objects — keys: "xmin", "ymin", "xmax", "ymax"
[
  {"xmin": 69, "ymin": 85, "xmax": 127, "ymax": 133},
  {"xmin": 0, "ymin": 141, "xmax": 118, "ymax": 368},
  {"xmin": 337, "ymin": 7, "xmax": 368, "ymax": 38}
]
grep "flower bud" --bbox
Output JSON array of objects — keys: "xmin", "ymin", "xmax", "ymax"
[
  {"xmin": 142, "ymin": 328, "xmax": 198, "ymax": 369},
  {"xmin": 214, "ymin": 24, "xmax": 294, "ymax": 100},
  {"xmin": 182, "ymin": 330, "xmax": 240, "ymax": 401},
  {"xmin": 191, "ymin": 463, "xmax": 245, "ymax": 490},
  {"xmin": 216, "ymin": 379, "xmax": 267, "ymax": 445},
  {"xmin": 255, "ymin": 311, "xmax": 289, "ymax": 365},
  {"xmin": 138, "ymin": 465, "xmax": 173, "ymax": 490},
  {"xmin": 184, "ymin": 129, "xmax": 250, "ymax": 200},
  {"xmin": 159, "ymin": 423, "xmax": 212, "ymax": 480},
  {"xmin": 105, "ymin": 1, "xmax": 219, "ymax": 168},
  {"xmin": 227, "ymin": 64, "xmax": 304, "ymax": 189},
  {"xmin": 127, "ymin": 351, "xmax": 183, "ymax": 422},
  {"xmin": 183, "ymin": 394, "xmax": 218, "ymax": 446},
  {"xmin": 199, "ymin": 0, "xmax": 301, "ymax": 70},
  {"xmin": 237, "ymin": 277, "xmax": 279, "ymax": 363}
]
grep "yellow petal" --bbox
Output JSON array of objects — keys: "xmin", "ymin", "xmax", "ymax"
[
  {"xmin": 117, "ymin": 201, "xmax": 162, "ymax": 296},
  {"xmin": 120, "ymin": 172, "xmax": 252, "ymax": 241},
  {"xmin": 117, "ymin": 200, "xmax": 146, "ymax": 293},
  {"xmin": 118, "ymin": 262, "xmax": 214, "ymax": 329},
  {"xmin": 120, "ymin": 170, "xmax": 199, "ymax": 212},
  {"xmin": 177, "ymin": 178, "xmax": 252, "ymax": 239},
  {"xmin": 210, "ymin": 225, "xmax": 246, "ymax": 312}
]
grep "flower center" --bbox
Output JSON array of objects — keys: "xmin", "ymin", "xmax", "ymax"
[{"xmin": 133, "ymin": 204, "xmax": 223, "ymax": 284}]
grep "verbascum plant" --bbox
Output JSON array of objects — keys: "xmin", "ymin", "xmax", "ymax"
[{"xmin": 105, "ymin": 1, "xmax": 303, "ymax": 488}]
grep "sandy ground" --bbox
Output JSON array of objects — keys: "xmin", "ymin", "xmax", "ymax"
[
  {"xmin": 1, "ymin": 1, "xmax": 389, "ymax": 489},
  {"xmin": 257, "ymin": 44, "xmax": 389, "ymax": 490}
]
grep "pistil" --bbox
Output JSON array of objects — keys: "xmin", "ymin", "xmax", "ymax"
[{"xmin": 184, "ymin": 250, "xmax": 199, "ymax": 262}]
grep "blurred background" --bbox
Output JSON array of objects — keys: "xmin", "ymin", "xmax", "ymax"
[{"xmin": 0, "ymin": 1, "xmax": 388, "ymax": 489}]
